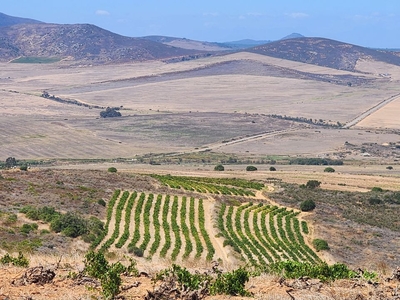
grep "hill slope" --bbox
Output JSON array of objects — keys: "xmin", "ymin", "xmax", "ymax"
[
  {"xmin": 246, "ymin": 37, "xmax": 400, "ymax": 71},
  {"xmin": 0, "ymin": 12, "xmax": 43, "ymax": 27},
  {"xmin": 0, "ymin": 23, "xmax": 205, "ymax": 63}
]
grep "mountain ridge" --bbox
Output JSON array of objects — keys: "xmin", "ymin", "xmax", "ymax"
[
  {"xmin": 0, "ymin": 23, "xmax": 208, "ymax": 63},
  {"xmin": 0, "ymin": 12, "xmax": 43, "ymax": 27},
  {"xmin": 245, "ymin": 37, "xmax": 400, "ymax": 71}
]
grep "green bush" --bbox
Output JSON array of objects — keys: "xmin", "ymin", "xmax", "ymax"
[
  {"xmin": 20, "ymin": 223, "xmax": 38, "ymax": 234},
  {"xmin": 128, "ymin": 246, "xmax": 144, "ymax": 257},
  {"xmin": 324, "ymin": 167, "xmax": 335, "ymax": 173},
  {"xmin": 97, "ymin": 199, "xmax": 106, "ymax": 207},
  {"xmin": 84, "ymin": 251, "xmax": 138, "ymax": 299},
  {"xmin": 386, "ymin": 166, "xmax": 393, "ymax": 170},
  {"xmin": 300, "ymin": 199, "xmax": 316, "ymax": 212},
  {"xmin": 50, "ymin": 212, "xmax": 88, "ymax": 238},
  {"xmin": 214, "ymin": 164, "xmax": 225, "ymax": 171},
  {"xmin": 313, "ymin": 239, "xmax": 330, "ymax": 251},
  {"xmin": 269, "ymin": 166, "xmax": 276, "ymax": 171},
  {"xmin": 210, "ymin": 267, "xmax": 251, "ymax": 296},
  {"xmin": 265, "ymin": 261, "xmax": 359, "ymax": 282},
  {"xmin": 107, "ymin": 167, "xmax": 117, "ymax": 173},
  {"xmin": 246, "ymin": 166, "xmax": 257, "ymax": 171},
  {"xmin": 371, "ymin": 187, "xmax": 383, "ymax": 192},
  {"xmin": 0, "ymin": 252, "xmax": 29, "ymax": 267},
  {"xmin": 306, "ymin": 180, "xmax": 321, "ymax": 189},
  {"xmin": 19, "ymin": 165, "xmax": 28, "ymax": 171}
]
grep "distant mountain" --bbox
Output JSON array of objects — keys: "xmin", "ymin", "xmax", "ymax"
[
  {"xmin": 0, "ymin": 12, "xmax": 43, "ymax": 27},
  {"xmin": 221, "ymin": 34, "xmax": 304, "ymax": 50},
  {"xmin": 0, "ymin": 23, "xmax": 207, "ymax": 63},
  {"xmin": 280, "ymin": 33, "xmax": 304, "ymax": 40},
  {"xmin": 141, "ymin": 35, "xmax": 231, "ymax": 51},
  {"xmin": 246, "ymin": 37, "xmax": 400, "ymax": 71},
  {"xmin": 220, "ymin": 39, "xmax": 271, "ymax": 49}
]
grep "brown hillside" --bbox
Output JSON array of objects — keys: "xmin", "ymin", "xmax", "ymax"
[
  {"xmin": 246, "ymin": 37, "xmax": 400, "ymax": 71},
  {"xmin": 0, "ymin": 23, "xmax": 206, "ymax": 63}
]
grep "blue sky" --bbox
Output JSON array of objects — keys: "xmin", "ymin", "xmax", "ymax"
[{"xmin": 2, "ymin": 0, "xmax": 399, "ymax": 48}]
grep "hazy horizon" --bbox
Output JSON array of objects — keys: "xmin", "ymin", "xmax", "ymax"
[{"xmin": 1, "ymin": 0, "xmax": 400, "ymax": 48}]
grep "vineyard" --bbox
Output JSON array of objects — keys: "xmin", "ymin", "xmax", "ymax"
[
  {"xmin": 95, "ymin": 191, "xmax": 216, "ymax": 262},
  {"xmin": 217, "ymin": 202, "xmax": 320, "ymax": 265},
  {"xmin": 151, "ymin": 174, "xmax": 264, "ymax": 196},
  {"xmin": 95, "ymin": 188, "xmax": 320, "ymax": 265}
]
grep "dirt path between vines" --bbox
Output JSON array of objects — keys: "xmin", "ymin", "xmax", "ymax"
[
  {"xmin": 203, "ymin": 196, "xmax": 233, "ymax": 267},
  {"xmin": 97, "ymin": 192, "xmax": 122, "ymax": 250}
]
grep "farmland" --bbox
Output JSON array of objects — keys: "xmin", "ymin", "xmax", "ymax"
[{"xmin": 93, "ymin": 180, "xmax": 319, "ymax": 266}]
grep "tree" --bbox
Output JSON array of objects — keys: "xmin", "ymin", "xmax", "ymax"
[
  {"xmin": 246, "ymin": 166, "xmax": 257, "ymax": 171},
  {"xmin": 108, "ymin": 167, "xmax": 117, "ymax": 173},
  {"xmin": 214, "ymin": 164, "xmax": 224, "ymax": 171},
  {"xmin": 269, "ymin": 166, "xmax": 276, "ymax": 171},
  {"xmin": 300, "ymin": 199, "xmax": 316, "ymax": 212},
  {"xmin": 100, "ymin": 107, "xmax": 122, "ymax": 118},
  {"xmin": 5, "ymin": 157, "xmax": 16, "ymax": 169},
  {"xmin": 324, "ymin": 167, "xmax": 335, "ymax": 173}
]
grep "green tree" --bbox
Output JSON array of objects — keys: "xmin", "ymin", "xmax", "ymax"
[
  {"xmin": 214, "ymin": 164, "xmax": 224, "ymax": 171},
  {"xmin": 246, "ymin": 166, "xmax": 257, "ymax": 171},
  {"xmin": 300, "ymin": 199, "xmax": 316, "ymax": 212},
  {"xmin": 107, "ymin": 167, "xmax": 117, "ymax": 173}
]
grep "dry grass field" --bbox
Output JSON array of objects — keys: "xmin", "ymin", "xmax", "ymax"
[{"xmin": 1, "ymin": 51, "xmax": 400, "ymax": 160}]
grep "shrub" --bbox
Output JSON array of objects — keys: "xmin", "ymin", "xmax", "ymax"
[
  {"xmin": 368, "ymin": 197, "xmax": 382, "ymax": 205},
  {"xmin": 300, "ymin": 199, "xmax": 316, "ymax": 212},
  {"xmin": 386, "ymin": 166, "xmax": 393, "ymax": 170},
  {"xmin": 20, "ymin": 223, "xmax": 38, "ymax": 234},
  {"xmin": 269, "ymin": 166, "xmax": 276, "ymax": 171},
  {"xmin": 0, "ymin": 252, "xmax": 29, "ymax": 267},
  {"xmin": 306, "ymin": 180, "xmax": 321, "ymax": 189},
  {"xmin": 371, "ymin": 187, "xmax": 383, "ymax": 192},
  {"xmin": 210, "ymin": 267, "xmax": 251, "ymax": 296},
  {"xmin": 313, "ymin": 239, "xmax": 330, "ymax": 251},
  {"xmin": 128, "ymin": 246, "xmax": 144, "ymax": 257},
  {"xmin": 84, "ymin": 251, "xmax": 137, "ymax": 299},
  {"xmin": 97, "ymin": 199, "xmax": 106, "ymax": 207},
  {"xmin": 19, "ymin": 165, "xmax": 28, "ymax": 171},
  {"xmin": 324, "ymin": 167, "xmax": 335, "ymax": 173},
  {"xmin": 107, "ymin": 167, "xmax": 117, "ymax": 173},
  {"xmin": 50, "ymin": 212, "xmax": 88, "ymax": 238},
  {"xmin": 214, "ymin": 164, "xmax": 225, "ymax": 171},
  {"xmin": 246, "ymin": 166, "xmax": 257, "ymax": 171}
]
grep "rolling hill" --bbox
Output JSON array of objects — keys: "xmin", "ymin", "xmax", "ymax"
[
  {"xmin": 246, "ymin": 37, "xmax": 400, "ymax": 71},
  {"xmin": 0, "ymin": 23, "xmax": 207, "ymax": 63}
]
